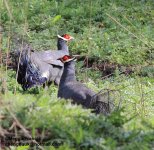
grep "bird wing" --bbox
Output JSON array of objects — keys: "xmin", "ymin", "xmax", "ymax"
[
  {"xmin": 43, "ymin": 59, "xmax": 63, "ymax": 67},
  {"xmin": 32, "ymin": 50, "xmax": 68, "ymax": 66}
]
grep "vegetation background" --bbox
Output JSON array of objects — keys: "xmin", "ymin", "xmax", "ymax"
[{"xmin": 0, "ymin": 0, "xmax": 154, "ymax": 149}]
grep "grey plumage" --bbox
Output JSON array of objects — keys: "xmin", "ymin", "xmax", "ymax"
[
  {"xmin": 12, "ymin": 34, "xmax": 73, "ymax": 90},
  {"xmin": 58, "ymin": 57, "xmax": 111, "ymax": 115},
  {"xmin": 30, "ymin": 37, "xmax": 69, "ymax": 85}
]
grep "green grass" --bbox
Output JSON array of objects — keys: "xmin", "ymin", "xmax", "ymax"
[
  {"xmin": 0, "ymin": 69, "xmax": 154, "ymax": 149},
  {"xmin": 0, "ymin": 0, "xmax": 154, "ymax": 149},
  {"xmin": 1, "ymin": 0, "xmax": 154, "ymax": 64}
]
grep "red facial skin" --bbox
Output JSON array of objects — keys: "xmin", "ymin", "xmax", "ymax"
[
  {"xmin": 62, "ymin": 55, "xmax": 71, "ymax": 61},
  {"xmin": 63, "ymin": 34, "xmax": 72, "ymax": 41}
]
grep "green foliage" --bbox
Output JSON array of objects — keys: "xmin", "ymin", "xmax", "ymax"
[
  {"xmin": 0, "ymin": 68, "xmax": 154, "ymax": 149},
  {"xmin": 1, "ymin": 93, "xmax": 154, "ymax": 149},
  {"xmin": 1, "ymin": 0, "xmax": 153, "ymax": 64},
  {"xmin": 140, "ymin": 66, "xmax": 154, "ymax": 77}
]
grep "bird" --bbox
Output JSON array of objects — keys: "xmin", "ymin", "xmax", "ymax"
[
  {"xmin": 57, "ymin": 55, "xmax": 113, "ymax": 115},
  {"xmin": 12, "ymin": 34, "xmax": 74, "ymax": 90}
]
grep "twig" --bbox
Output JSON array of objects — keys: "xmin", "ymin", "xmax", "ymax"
[
  {"xmin": 0, "ymin": 25, "xmax": 2, "ymax": 68},
  {"xmin": 4, "ymin": 21, "xmax": 11, "ymax": 95},
  {"xmin": 6, "ymin": 108, "xmax": 44, "ymax": 150},
  {"xmin": 122, "ymin": 15, "xmax": 154, "ymax": 46},
  {"xmin": 14, "ymin": 7, "xmax": 29, "ymax": 94},
  {"xmin": 106, "ymin": 13, "xmax": 150, "ymax": 48},
  {"xmin": 3, "ymin": 0, "xmax": 14, "ymax": 22},
  {"xmin": 14, "ymin": 38, "xmax": 24, "ymax": 94},
  {"xmin": 0, "ymin": 126, "xmax": 9, "ymax": 137}
]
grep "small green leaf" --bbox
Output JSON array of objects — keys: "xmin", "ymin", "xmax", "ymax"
[{"xmin": 52, "ymin": 15, "xmax": 61, "ymax": 24}]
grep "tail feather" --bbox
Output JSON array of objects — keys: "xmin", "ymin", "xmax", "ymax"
[
  {"xmin": 12, "ymin": 45, "xmax": 47, "ymax": 90},
  {"xmin": 22, "ymin": 60, "xmax": 47, "ymax": 90},
  {"xmin": 9, "ymin": 37, "xmax": 48, "ymax": 90},
  {"xmin": 18, "ymin": 62, "xmax": 47, "ymax": 90}
]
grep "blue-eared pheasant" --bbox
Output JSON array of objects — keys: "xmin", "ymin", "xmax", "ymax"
[
  {"xmin": 14, "ymin": 34, "xmax": 74, "ymax": 90},
  {"xmin": 58, "ymin": 55, "xmax": 112, "ymax": 115}
]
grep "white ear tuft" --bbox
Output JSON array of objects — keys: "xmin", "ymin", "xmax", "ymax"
[
  {"xmin": 57, "ymin": 35, "xmax": 68, "ymax": 41},
  {"xmin": 57, "ymin": 35, "xmax": 62, "ymax": 38}
]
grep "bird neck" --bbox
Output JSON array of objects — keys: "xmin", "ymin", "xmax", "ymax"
[
  {"xmin": 60, "ymin": 61, "xmax": 76, "ymax": 84},
  {"xmin": 57, "ymin": 38, "xmax": 69, "ymax": 52}
]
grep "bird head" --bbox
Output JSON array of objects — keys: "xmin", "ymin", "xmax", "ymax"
[
  {"xmin": 58, "ymin": 55, "xmax": 76, "ymax": 63},
  {"xmin": 57, "ymin": 34, "xmax": 74, "ymax": 41}
]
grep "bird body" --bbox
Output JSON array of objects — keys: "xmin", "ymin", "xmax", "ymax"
[
  {"xmin": 58, "ymin": 56, "xmax": 111, "ymax": 115},
  {"xmin": 13, "ymin": 34, "xmax": 74, "ymax": 90}
]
